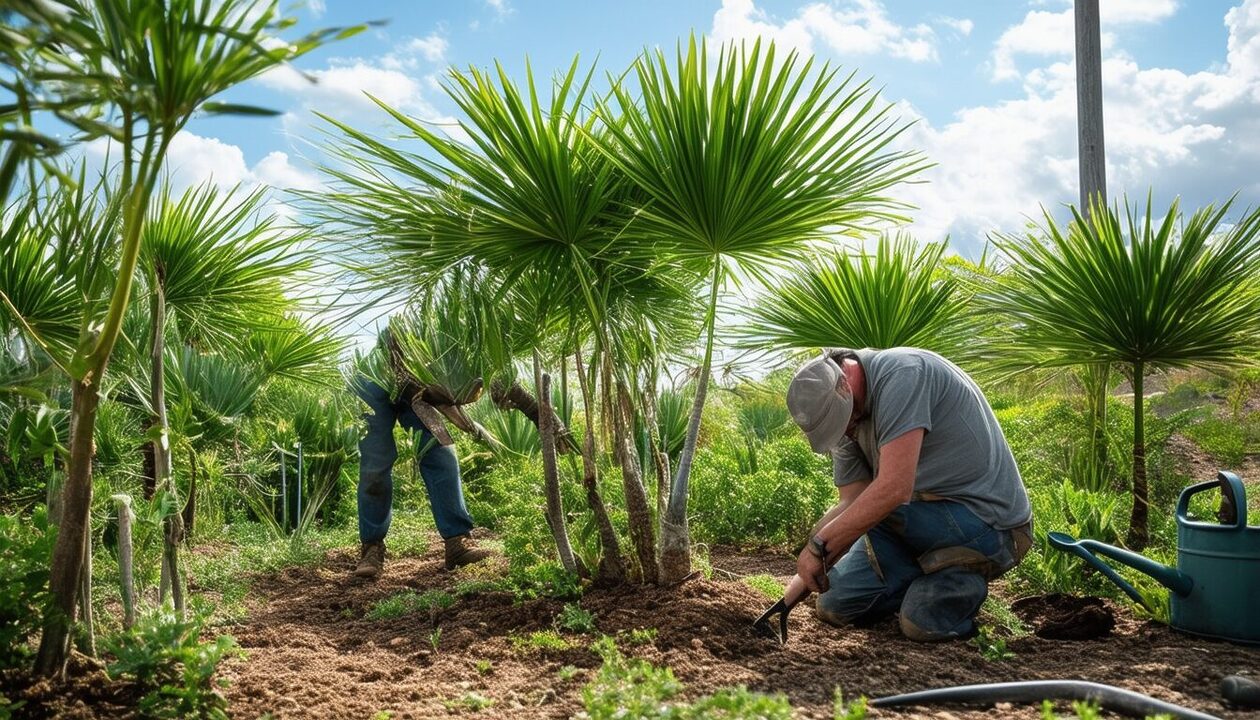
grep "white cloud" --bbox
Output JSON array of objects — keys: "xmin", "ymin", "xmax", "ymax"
[
  {"xmin": 991, "ymin": 1, "xmax": 1178, "ymax": 81},
  {"xmin": 711, "ymin": 0, "xmax": 949, "ymax": 63},
  {"xmin": 937, "ymin": 17, "xmax": 973, "ymax": 37},
  {"xmin": 485, "ymin": 0, "xmax": 512, "ymax": 18},
  {"xmin": 702, "ymin": 0, "xmax": 1260, "ymax": 255},
  {"xmin": 406, "ymin": 33, "xmax": 448, "ymax": 63},
  {"xmin": 255, "ymin": 32, "xmax": 457, "ymax": 141}
]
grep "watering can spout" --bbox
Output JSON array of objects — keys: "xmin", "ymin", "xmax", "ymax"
[{"xmin": 1046, "ymin": 532, "xmax": 1194, "ymax": 609}]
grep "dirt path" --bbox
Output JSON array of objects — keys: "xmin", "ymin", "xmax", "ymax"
[{"xmin": 217, "ymin": 538, "xmax": 1260, "ymax": 719}]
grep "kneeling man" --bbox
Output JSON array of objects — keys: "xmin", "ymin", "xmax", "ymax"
[{"xmin": 788, "ymin": 347, "xmax": 1032, "ymax": 641}]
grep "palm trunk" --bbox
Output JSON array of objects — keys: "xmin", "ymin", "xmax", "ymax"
[
  {"xmin": 1125, "ymin": 362, "xmax": 1149, "ymax": 550},
  {"xmin": 150, "ymin": 275, "xmax": 185, "ymax": 617},
  {"xmin": 660, "ymin": 263, "xmax": 722, "ymax": 583},
  {"xmin": 573, "ymin": 349, "xmax": 625, "ymax": 585},
  {"xmin": 535, "ymin": 357, "xmax": 580, "ymax": 574},
  {"xmin": 34, "ymin": 378, "xmax": 100, "ymax": 676},
  {"xmin": 611, "ymin": 372, "xmax": 658, "ymax": 583},
  {"xmin": 640, "ymin": 380, "xmax": 671, "ymax": 529},
  {"xmin": 75, "ymin": 529, "xmax": 95, "ymax": 656},
  {"xmin": 489, "ymin": 378, "xmax": 577, "ymax": 453}
]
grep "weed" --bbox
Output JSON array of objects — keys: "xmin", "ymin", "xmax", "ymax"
[
  {"xmin": 582, "ymin": 636, "xmax": 793, "ymax": 719},
  {"xmin": 428, "ymin": 628, "xmax": 442, "ymax": 652},
  {"xmin": 0, "ymin": 508, "xmax": 53, "ymax": 665},
  {"xmin": 369, "ymin": 712, "xmax": 393, "ymax": 720},
  {"xmin": 443, "ymin": 692, "xmax": 494, "ymax": 711},
  {"xmin": 970, "ymin": 625, "xmax": 1015, "ymax": 662},
  {"xmin": 833, "ymin": 687, "xmax": 868, "ymax": 720},
  {"xmin": 555, "ymin": 602, "xmax": 597, "ymax": 634},
  {"xmin": 979, "ymin": 597, "xmax": 1029, "ymax": 638},
  {"xmin": 557, "ymin": 664, "xmax": 581, "ymax": 681},
  {"xmin": 510, "ymin": 630, "xmax": 572, "ymax": 654},
  {"xmin": 105, "ymin": 609, "xmax": 242, "ymax": 719},
  {"xmin": 742, "ymin": 574, "xmax": 783, "ymax": 600},
  {"xmin": 365, "ymin": 590, "xmax": 454, "ymax": 621},
  {"xmin": 620, "ymin": 627, "xmax": 658, "ymax": 646},
  {"xmin": 473, "ymin": 659, "xmax": 493, "ymax": 675}
]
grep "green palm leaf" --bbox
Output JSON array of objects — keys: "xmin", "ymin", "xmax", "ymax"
[{"xmin": 736, "ymin": 234, "xmax": 972, "ymax": 359}]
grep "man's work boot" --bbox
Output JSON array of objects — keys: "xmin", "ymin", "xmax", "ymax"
[
  {"xmin": 444, "ymin": 534, "xmax": 490, "ymax": 571},
  {"xmin": 355, "ymin": 541, "xmax": 385, "ymax": 579}
]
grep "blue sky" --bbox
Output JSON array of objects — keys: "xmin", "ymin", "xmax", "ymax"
[
  {"xmin": 99, "ymin": 0, "xmax": 1260, "ymax": 349},
  {"xmin": 146, "ymin": 0, "xmax": 1260, "ymax": 256}
]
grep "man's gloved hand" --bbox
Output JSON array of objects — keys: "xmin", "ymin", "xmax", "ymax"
[{"xmin": 796, "ymin": 541, "xmax": 831, "ymax": 594}]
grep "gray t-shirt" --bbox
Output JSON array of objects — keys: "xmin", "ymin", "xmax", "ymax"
[{"xmin": 830, "ymin": 347, "xmax": 1031, "ymax": 530}]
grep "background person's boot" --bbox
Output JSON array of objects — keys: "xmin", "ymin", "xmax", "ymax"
[
  {"xmin": 355, "ymin": 541, "xmax": 385, "ymax": 578},
  {"xmin": 444, "ymin": 534, "xmax": 490, "ymax": 570}
]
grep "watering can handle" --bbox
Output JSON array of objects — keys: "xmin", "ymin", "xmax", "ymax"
[
  {"xmin": 1176, "ymin": 471, "xmax": 1248, "ymax": 529},
  {"xmin": 1046, "ymin": 532, "xmax": 1153, "ymax": 610}
]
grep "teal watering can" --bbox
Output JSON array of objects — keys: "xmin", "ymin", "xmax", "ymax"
[{"xmin": 1048, "ymin": 471, "xmax": 1260, "ymax": 645}]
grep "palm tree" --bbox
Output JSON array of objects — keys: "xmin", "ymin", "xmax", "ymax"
[
  {"xmin": 311, "ymin": 58, "xmax": 651, "ymax": 582},
  {"xmin": 136, "ymin": 181, "xmax": 315, "ymax": 610},
  {"xmin": 592, "ymin": 36, "xmax": 929, "ymax": 581},
  {"xmin": 0, "ymin": 0, "xmax": 364, "ymax": 675},
  {"xmin": 982, "ymin": 196, "xmax": 1260, "ymax": 549},
  {"xmin": 736, "ymin": 234, "xmax": 972, "ymax": 360}
]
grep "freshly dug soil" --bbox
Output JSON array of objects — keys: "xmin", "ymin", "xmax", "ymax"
[
  {"xmin": 212, "ymin": 537, "xmax": 1260, "ymax": 719},
  {"xmin": 0, "ymin": 652, "xmax": 143, "ymax": 719},
  {"xmin": 1011, "ymin": 593, "xmax": 1116, "ymax": 641}
]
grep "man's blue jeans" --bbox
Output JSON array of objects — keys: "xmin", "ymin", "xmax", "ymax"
[
  {"xmin": 815, "ymin": 500, "xmax": 1028, "ymax": 641},
  {"xmin": 354, "ymin": 379, "xmax": 474, "ymax": 543}
]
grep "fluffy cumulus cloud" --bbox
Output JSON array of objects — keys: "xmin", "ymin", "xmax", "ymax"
[
  {"xmin": 256, "ymin": 31, "xmax": 459, "ymax": 140},
  {"xmin": 82, "ymin": 133, "xmax": 323, "ymax": 219},
  {"xmin": 712, "ymin": 0, "xmax": 965, "ymax": 62},
  {"xmin": 711, "ymin": 0, "xmax": 1260, "ymax": 256},
  {"xmin": 991, "ymin": 0, "xmax": 1178, "ymax": 81}
]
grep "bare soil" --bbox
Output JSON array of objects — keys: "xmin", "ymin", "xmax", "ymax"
[{"xmin": 208, "ymin": 539, "xmax": 1260, "ymax": 720}]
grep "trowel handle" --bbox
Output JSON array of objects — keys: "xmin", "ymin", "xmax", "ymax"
[
  {"xmin": 782, "ymin": 575, "xmax": 811, "ymax": 609},
  {"xmin": 1177, "ymin": 472, "xmax": 1248, "ymax": 529}
]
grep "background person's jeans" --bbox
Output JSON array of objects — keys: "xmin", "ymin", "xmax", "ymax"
[
  {"xmin": 814, "ymin": 500, "xmax": 1025, "ymax": 641},
  {"xmin": 354, "ymin": 379, "xmax": 474, "ymax": 543}
]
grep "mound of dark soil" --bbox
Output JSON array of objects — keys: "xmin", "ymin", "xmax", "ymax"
[
  {"xmin": 0, "ymin": 652, "xmax": 142, "ymax": 719},
  {"xmin": 1012, "ymin": 593, "xmax": 1117, "ymax": 640}
]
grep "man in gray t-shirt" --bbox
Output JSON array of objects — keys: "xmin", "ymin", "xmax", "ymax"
[{"xmin": 784, "ymin": 347, "xmax": 1032, "ymax": 641}]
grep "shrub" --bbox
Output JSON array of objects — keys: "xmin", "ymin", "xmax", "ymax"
[
  {"xmin": 0, "ymin": 507, "xmax": 53, "ymax": 667},
  {"xmin": 105, "ymin": 609, "xmax": 241, "ymax": 719}
]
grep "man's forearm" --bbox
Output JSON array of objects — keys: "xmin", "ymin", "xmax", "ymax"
[
  {"xmin": 808, "ymin": 502, "xmax": 847, "ymax": 538},
  {"xmin": 814, "ymin": 484, "xmax": 904, "ymax": 561}
]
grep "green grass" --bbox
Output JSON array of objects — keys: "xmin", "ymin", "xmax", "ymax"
[
  {"xmin": 742, "ymin": 574, "xmax": 783, "ymax": 600},
  {"xmin": 510, "ymin": 629, "xmax": 573, "ymax": 654},
  {"xmin": 442, "ymin": 693, "xmax": 494, "ymax": 712},
  {"xmin": 365, "ymin": 590, "xmax": 455, "ymax": 621}
]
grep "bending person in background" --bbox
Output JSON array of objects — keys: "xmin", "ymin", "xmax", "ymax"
[
  {"xmin": 787, "ymin": 347, "xmax": 1032, "ymax": 641},
  {"xmin": 352, "ymin": 330, "xmax": 492, "ymax": 579}
]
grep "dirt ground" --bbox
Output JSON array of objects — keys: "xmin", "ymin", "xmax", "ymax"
[{"xmin": 211, "ymin": 538, "xmax": 1260, "ymax": 720}]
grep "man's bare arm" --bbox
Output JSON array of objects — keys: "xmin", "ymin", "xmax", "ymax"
[
  {"xmin": 808, "ymin": 480, "xmax": 870, "ymax": 537},
  {"xmin": 796, "ymin": 429, "xmax": 924, "ymax": 594}
]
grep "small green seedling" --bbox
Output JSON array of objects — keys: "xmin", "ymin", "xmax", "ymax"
[
  {"xmin": 557, "ymin": 664, "xmax": 581, "ymax": 681},
  {"xmin": 555, "ymin": 602, "xmax": 597, "ymax": 633},
  {"xmin": 620, "ymin": 627, "xmax": 657, "ymax": 646},
  {"xmin": 474, "ymin": 659, "xmax": 493, "ymax": 675},
  {"xmin": 833, "ymin": 687, "xmax": 868, "ymax": 720},
  {"xmin": 428, "ymin": 627, "xmax": 442, "ymax": 652},
  {"xmin": 510, "ymin": 629, "xmax": 572, "ymax": 653},
  {"xmin": 970, "ymin": 625, "xmax": 1015, "ymax": 662},
  {"xmin": 743, "ymin": 574, "xmax": 784, "ymax": 600},
  {"xmin": 443, "ymin": 692, "xmax": 494, "ymax": 711}
]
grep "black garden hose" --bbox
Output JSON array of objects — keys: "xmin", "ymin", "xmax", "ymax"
[
  {"xmin": 870, "ymin": 680, "xmax": 1219, "ymax": 720},
  {"xmin": 1221, "ymin": 676, "xmax": 1260, "ymax": 709}
]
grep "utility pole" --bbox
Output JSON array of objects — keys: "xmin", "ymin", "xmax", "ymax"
[{"xmin": 1075, "ymin": 0, "xmax": 1106, "ymax": 219}]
